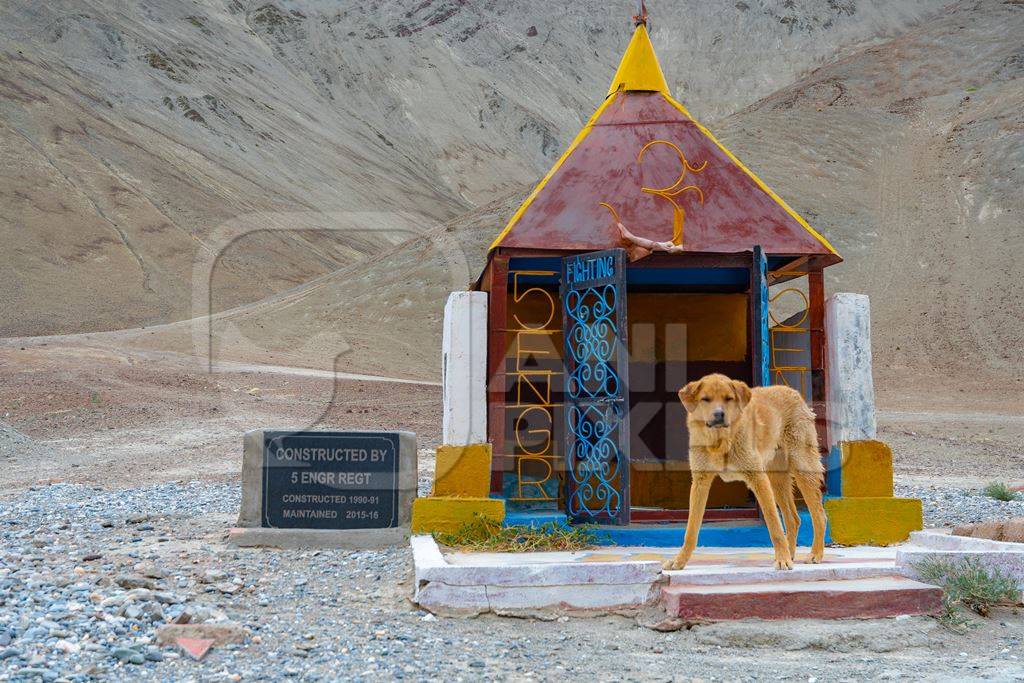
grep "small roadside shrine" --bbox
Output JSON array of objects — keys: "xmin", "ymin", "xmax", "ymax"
[
  {"xmin": 475, "ymin": 15, "xmax": 838, "ymax": 525},
  {"xmin": 414, "ymin": 7, "xmax": 922, "ymax": 548}
]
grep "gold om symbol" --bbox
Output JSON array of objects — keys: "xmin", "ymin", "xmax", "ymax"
[{"xmin": 637, "ymin": 140, "xmax": 707, "ymax": 246}]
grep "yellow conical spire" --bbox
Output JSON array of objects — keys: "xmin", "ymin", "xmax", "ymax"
[{"xmin": 606, "ymin": 23, "xmax": 670, "ymax": 97}]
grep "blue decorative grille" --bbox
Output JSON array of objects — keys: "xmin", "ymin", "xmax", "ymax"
[
  {"xmin": 561, "ymin": 249, "xmax": 630, "ymax": 525},
  {"xmin": 566, "ymin": 403, "xmax": 623, "ymax": 520},
  {"xmin": 565, "ymin": 284, "xmax": 620, "ymax": 401}
]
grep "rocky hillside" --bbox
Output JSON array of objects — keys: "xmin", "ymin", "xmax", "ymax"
[
  {"xmin": 719, "ymin": 0, "xmax": 1024, "ymax": 383},
  {"xmin": 4, "ymin": 0, "xmax": 1022, "ymax": 392},
  {"xmin": 1, "ymin": 0, "xmax": 948, "ymax": 335}
]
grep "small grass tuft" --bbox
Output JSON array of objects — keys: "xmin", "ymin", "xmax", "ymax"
[
  {"xmin": 982, "ymin": 482, "xmax": 1019, "ymax": 502},
  {"xmin": 935, "ymin": 597, "xmax": 974, "ymax": 633},
  {"xmin": 914, "ymin": 556, "xmax": 1021, "ymax": 626},
  {"xmin": 434, "ymin": 513, "xmax": 598, "ymax": 552}
]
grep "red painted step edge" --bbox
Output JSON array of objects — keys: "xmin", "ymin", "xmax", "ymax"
[{"xmin": 662, "ymin": 579, "xmax": 943, "ymax": 621}]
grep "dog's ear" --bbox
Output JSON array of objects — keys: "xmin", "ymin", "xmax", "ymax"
[
  {"xmin": 678, "ymin": 380, "xmax": 702, "ymax": 413},
  {"xmin": 732, "ymin": 380, "xmax": 752, "ymax": 409}
]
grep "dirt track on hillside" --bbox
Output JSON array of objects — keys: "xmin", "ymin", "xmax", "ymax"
[
  {"xmin": 0, "ymin": 337, "xmax": 441, "ymax": 495},
  {"xmin": 2, "ymin": 335, "xmax": 1023, "ymax": 496}
]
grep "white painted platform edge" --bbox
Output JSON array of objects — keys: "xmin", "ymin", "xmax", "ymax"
[
  {"xmin": 412, "ymin": 535, "xmax": 662, "ymax": 587},
  {"xmin": 909, "ymin": 530, "xmax": 1024, "ymax": 552},
  {"xmin": 411, "ymin": 535, "xmax": 662, "ymax": 614},
  {"xmin": 415, "ymin": 581, "xmax": 660, "ymax": 616},
  {"xmin": 411, "ymin": 535, "xmax": 447, "ymax": 588}
]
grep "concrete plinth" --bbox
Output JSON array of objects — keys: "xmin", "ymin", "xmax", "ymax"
[
  {"xmin": 411, "ymin": 536, "xmax": 946, "ymax": 620},
  {"xmin": 504, "ymin": 509, "xmax": 831, "ymax": 548},
  {"xmin": 228, "ymin": 527, "xmax": 407, "ymax": 549}
]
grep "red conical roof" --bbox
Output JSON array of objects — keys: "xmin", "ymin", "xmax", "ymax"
[{"xmin": 489, "ymin": 25, "xmax": 840, "ymax": 265}]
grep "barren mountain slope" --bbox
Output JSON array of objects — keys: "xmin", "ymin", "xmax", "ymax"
[
  {"xmin": 0, "ymin": 0, "xmax": 948, "ymax": 336},
  {"xmin": 718, "ymin": 0, "xmax": 1024, "ymax": 391},
  {"xmin": 30, "ymin": 190, "xmax": 523, "ymax": 380},
  {"xmin": 85, "ymin": 0, "xmax": 1024, "ymax": 394}
]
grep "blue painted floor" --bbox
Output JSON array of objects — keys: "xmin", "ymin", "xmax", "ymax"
[{"xmin": 504, "ymin": 509, "xmax": 830, "ymax": 547}]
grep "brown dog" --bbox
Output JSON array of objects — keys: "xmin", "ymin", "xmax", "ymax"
[{"xmin": 662, "ymin": 374, "xmax": 827, "ymax": 571}]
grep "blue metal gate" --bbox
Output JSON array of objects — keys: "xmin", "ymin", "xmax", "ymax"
[
  {"xmin": 751, "ymin": 245, "xmax": 770, "ymax": 387},
  {"xmin": 561, "ymin": 249, "xmax": 630, "ymax": 525}
]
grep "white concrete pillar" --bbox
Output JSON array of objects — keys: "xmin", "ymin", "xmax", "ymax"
[
  {"xmin": 826, "ymin": 293, "xmax": 877, "ymax": 447},
  {"xmin": 442, "ymin": 292, "xmax": 488, "ymax": 446}
]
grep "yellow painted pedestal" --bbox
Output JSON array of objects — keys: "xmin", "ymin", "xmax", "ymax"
[
  {"xmin": 839, "ymin": 440, "xmax": 895, "ymax": 497},
  {"xmin": 411, "ymin": 443, "xmax": 505, "ymax": 534},
  {"xmin": 412, "ymin": 497, "xmax": 505, "ymax": 534},
  {"xmin": 434, "ymin": 444, "xmax": 492, "ymax": 498},
  {"xmin": 825, "ymin": 497, "xmax": 923, "ymax": 546},
  {"xmin": 826, "ymin": 439, "xmax": 922, "ymax": 545}
]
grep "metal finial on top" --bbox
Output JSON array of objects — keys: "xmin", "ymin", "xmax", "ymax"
[{"xmin": 633, "ymin": 0, "xmax": 648, "ymax": 27}]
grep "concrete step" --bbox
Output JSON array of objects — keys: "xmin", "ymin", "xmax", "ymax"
[
  {"xmin": 664, "ymin": 560, "xmax": 897, "ymax": 585},
  {"xmin": 662, "ymin": 576, "xmax": 943, "ymax": 621}
]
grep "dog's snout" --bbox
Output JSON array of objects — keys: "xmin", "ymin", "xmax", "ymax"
[{"xmin": 706, "ymin": 407, "xmax": 727, "ymax": 428}]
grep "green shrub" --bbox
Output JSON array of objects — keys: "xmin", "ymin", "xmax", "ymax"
[
  {"xmin": 434, "ymin": 514, "xmax": 597, "ymax": 552},
  {"xmin": 914, "ymin": 556, "xmax": 1021, "ymax": 624},
  {"xmin": 982, "ymin": 482, "xmax": 1018, "ymax": 502}
]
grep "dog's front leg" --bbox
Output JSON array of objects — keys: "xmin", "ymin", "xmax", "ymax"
[
  {"xmin": 749, "ymin": 472, "xmax": 794, "ymax": 570},
  {"xmin": 662, "ymin": 472, "xmax": 715, "ymax": 571}
]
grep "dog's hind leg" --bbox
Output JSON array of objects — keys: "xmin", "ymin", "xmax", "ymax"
[
  {"xmin": 769, "ymin": 471, "xmax": 799, "ymax": 559},
  {"xmin": 794, "ymin": 471, "xmax": 826, "ymax": 563}
]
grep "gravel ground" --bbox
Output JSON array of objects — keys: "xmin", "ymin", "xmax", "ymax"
[
  {"xmin": 3, "ymin": 481, "xmax": 1024, "ymax": 681},
  {"xmin": 896, "ymin": 481, "xmax": 1024, "ymax": 528}
]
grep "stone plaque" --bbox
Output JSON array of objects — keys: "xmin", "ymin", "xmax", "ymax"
[
  {"xmin": 262, "ymin": 431, "xmax": 399, "ymax": 529},
  {"xmin": 234, "ymin": 430, "xmax": 416, "ymax": 548}
]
